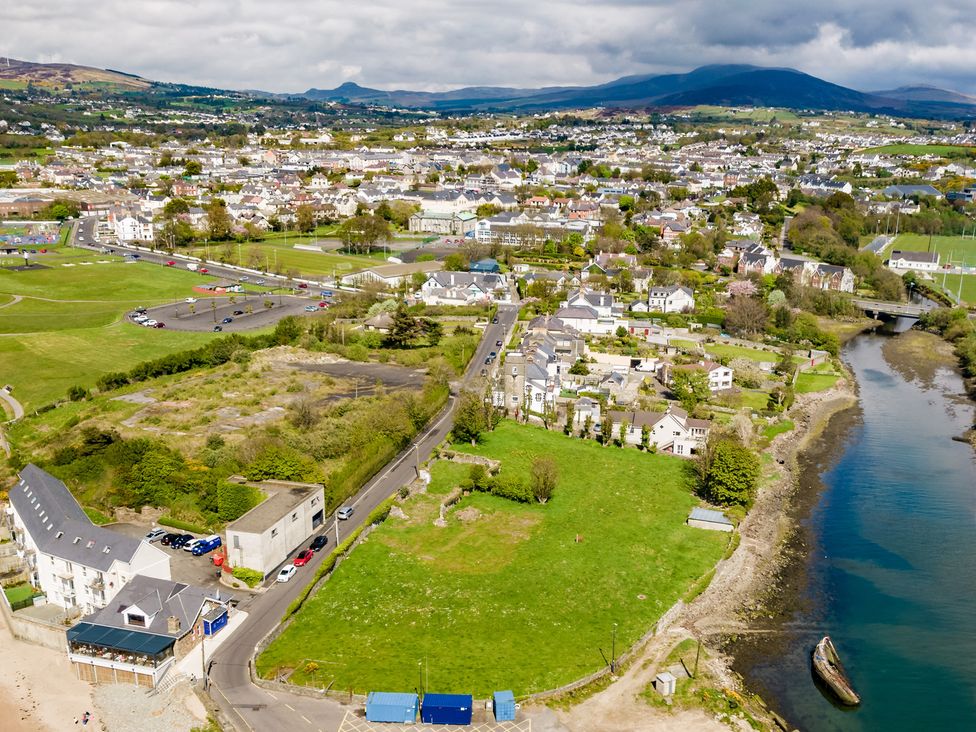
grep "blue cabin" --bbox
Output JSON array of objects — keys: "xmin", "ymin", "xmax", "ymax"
[{"xmin": 365, "ymin": 692, "xmax": 419, "ymax": 724}]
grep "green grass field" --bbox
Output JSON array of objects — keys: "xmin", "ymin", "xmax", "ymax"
[
  {"xmin": 860, "ymin": 144, "xmax": 974, "ymax": 156},
  {"xmin": 888, "ymin": 233, "xmax": 976, "ymax": 303},
  {"xmin": 258, "ymin": 422, "xmax": 727, "ymax": 696},
  {"xmin": 185, "ymin": 240, "xmax": 385, "ymax": 276},
  {"xmin": 795, "ymin": 372, "xmax": 840, "ymax": 394}
]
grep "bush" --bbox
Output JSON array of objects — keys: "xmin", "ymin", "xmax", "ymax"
[
  {"xmin": 231, "ymin": 567, "xmax": 263, "ymax": 588},
  {"xmin": 67, "ymin": 385, "xmax": 89, "ymax": 401}
]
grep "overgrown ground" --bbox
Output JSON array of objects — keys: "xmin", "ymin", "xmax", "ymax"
[
  {"xmin": 184, "ymin": 239, "xmax": 385, "ymax": 276},
  {"xmin": 257, "ymin": 422, "xmax": 727, "ymax": 697}
]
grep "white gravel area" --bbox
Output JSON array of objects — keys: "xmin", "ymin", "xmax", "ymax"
[{"xmin": 92, "ymin": 682, "xmax": 205, "ymax": 732}]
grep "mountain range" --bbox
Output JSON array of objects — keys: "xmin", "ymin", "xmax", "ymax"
[
  {"xmin": 299, "ymin": 64, "xmax": 976, "ymax": 119},
  {"xmin": 4, "ymin": 57, "xmax": 976, "ymax": 119}
]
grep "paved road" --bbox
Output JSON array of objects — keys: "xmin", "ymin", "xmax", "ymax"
[{"xmin": 208, "ymin": 304, "xmax": 520, "ymax": 731}]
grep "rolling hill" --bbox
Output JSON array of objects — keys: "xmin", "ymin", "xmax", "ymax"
[{"xmin": 0, "ymin": 57, "xmax": 151, "ymax": 90}]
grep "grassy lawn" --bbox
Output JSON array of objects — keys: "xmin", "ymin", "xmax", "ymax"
[
  {"xmin": 860, "ymin": 144, "xmax": 974, "ymax": 156},
  {"xmin": 795, "ymin": 372, "xmax": 840, "ymax": 394},
  {"xmin": 258, "ymin": 422, "xmax": 727, "ymax": 696},
  {"xmin": 3, "ymin": 583, "xmax": 37, "ymax": 604},
  {"xmin": 703, "ymin": 342, "xmax": 781, "ymax": 364},
  {"xmin": 0, "ymin": 323, "xmax": 213, "ymax": 409},
  {"xmin": 185, "ymin": 240, "xmax": 385, "ymax": 276},
  {"xmin": 889, "ymin": 233, "xmax": 976, "ymax": 263},
  {"xmin": 761, "ymin": 420, "xmax": 795, "ymax": 442}
]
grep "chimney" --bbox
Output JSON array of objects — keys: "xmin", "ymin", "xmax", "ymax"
[{"xmin": 167, "ymin": 615, "xmax": 181, "ymax": 634}]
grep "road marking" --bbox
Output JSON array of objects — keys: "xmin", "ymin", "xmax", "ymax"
[
  {"xmin": 285, "ymin": 703, "xmax": 296, "ymax": 711},
  {"xmin": 301, "ymin": 715, "xmax": 313, "ymax": 725}
]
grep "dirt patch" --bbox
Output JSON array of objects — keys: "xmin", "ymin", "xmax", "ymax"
[
  {"xmin": 455, "ymin": 506, "xmax": 482, "ymax": 522},
  {"xmin": 111, "ymin": 389, "xmax": 157, "ymax": 405}
]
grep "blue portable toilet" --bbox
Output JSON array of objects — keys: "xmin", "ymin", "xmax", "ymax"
[
  {"xmin": 492, "ymin": 690, "xmax": 516, "ymax": 722},
  {"xmin": 365, "ymin": 691, "xmax": 419, "ymax": 723},
  {"xmin": 421, "ymin": 693, "xmax": 473, "ymax": 725}
]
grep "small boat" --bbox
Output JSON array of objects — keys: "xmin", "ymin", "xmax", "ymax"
[{"xmin": 812, "ymin": 636, "xmax": 861, "ymax": 706}]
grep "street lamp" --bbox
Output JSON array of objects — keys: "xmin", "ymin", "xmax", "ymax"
[{"xmin": 611, "ymin": 623, "xmax": 617, "ymax": 674}]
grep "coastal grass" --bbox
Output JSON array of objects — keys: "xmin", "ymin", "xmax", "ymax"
[
  {"xmin": 762, "ymin": 420, "xmax": 795, "ymax": 442},
  {"xmin": 795, "ymin": 372, "xmax": 840, "ymax": 394},
  {"xmin": 257, "ymin": 422, "xmax": 725, "ymax": 697}
]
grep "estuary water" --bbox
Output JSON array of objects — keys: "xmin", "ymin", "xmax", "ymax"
[{"xmin": 736, "ymin": 323, "xmax": 976, "ymax": 731}]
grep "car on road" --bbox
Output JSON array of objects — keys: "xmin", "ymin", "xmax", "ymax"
[
  {"xmin": 160, "ymin": 533, "xmax": 181, "ymax": 546},
  {"xmin": 297, "ymin": 283, "xmax": 308, "ymax": 289},
  {"xmin": 318, "ymin": 302, "xmax": 328, "ymax": 308},
  {"xmin": 495, "ymin": 340, "xmax": 503, "ymax": 347},
  {"xmin": 293, "ymin": 549, "xmax": 315, "ymax": 567},
  {"xmin": 492, "ymin": 316, "xmax": 499, "ymax": 324},
  {"xmin": 171, "ymin": 534, "xmax": 194, "ymax": 549},
  {"xmin": 276, "ymin": 565, "xmax": 297, "ymax": 583},
  {"xmin": 337, "ymin": 506, "xmax": 354, "ymax": 521},
  {"xmin": 239, "ymin": 276, "xmax": 250, "ymax": 282},
  {"xmin": 132, "ymin": 314, "xmax": 149, "ymax": 323},
  {"xmin": 142, "ymin": 319, "xmax": 158, "ymax": 327},
  {"xmin": 153, "ymin": 322, "xmax": 166, "ymax": 328},
  {"xmin": 304, "ymin": 305, "xmax": 317, "ymax": 312},
  {"xmin": 165, "ymin": 260, "xmax": 176, "ymax": 266},
  {"xmin": 489, "ymin": 351, "xmax": 497, "ymax": 358},
  {"xmin": 256, "ymin": 279, "xmax": 266, "ymax": 285},
  {"xmin": 199, "ymin": 267, "xmax": 209, "ymax": 273},
  {"xmin": 222, "ymin": 317, "xmax": 233, "ymax": 323},
  {"xmin": 232, "ymin": 310, "xmax": 244, "ymax": 316},
  {"xmin": 144, "ymin": 528, "xmax": 167, "ymax": 543},
  {"xmin": 310, "ymin": 535, "xmax": 328, "ymax": 551},
  {"xmin": 213, "ymin": 325, "xmax": 223, "ymax": 332},
  {"xmin": 134, "ymin": 306, "xmax": 147, "ymax": 314},
  {"xmin": 484, "ymin": 356, "xmax": 492, "ymax": 364},
  {"xmin": 185, "ymin": 297, "xmax": 197, "ymax": 303}
]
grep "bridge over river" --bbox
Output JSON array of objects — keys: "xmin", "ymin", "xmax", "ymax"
[{"xmin": 852, "ymin": 297, "xmax": 927, "ymax": 318}]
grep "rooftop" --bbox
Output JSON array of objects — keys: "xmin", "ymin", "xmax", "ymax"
[{"xmin": 227, "ymin": 480, "xmax": 324, "ymax": 534}]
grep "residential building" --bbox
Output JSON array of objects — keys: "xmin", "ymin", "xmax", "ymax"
[
  {"xmin": 887, "ymin": 250, "xmax": 940, "ymax": 272},
  {"xmin": 607, "ymin": 406, "xmax": 711, "ymax": 456},
  {"xmin": 340, "ymin": 261, "xmax": 443, "ymax": 289},
  {"xmin": 407, "ymin": 210, "xmax": 477, "ymax": 236},
  {"xmin": 7, "ymin": 465, "xmax": 171, "ymax": 615},
  {"xmin": 66, "ymin": 575, "xmax": 232, "ymax": 688},
  {"xmin": 647, "ymin": 285, "xmax": 696, "ymax": 313},
  {"xmin": 665, "ymin": 360, "xmax": 734, "ymax": 392}
]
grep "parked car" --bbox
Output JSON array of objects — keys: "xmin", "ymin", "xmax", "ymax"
[
  {"xmin": 489, "ymin": 351, "xmax": 497, "ymax": 358},
  {"xmin": 199, "ymin": 267, "xmax": 209, "ymax": 273},
  {"xmin": 318, "ymin": 302, "xmax": 328, "ymax": 308},
  {"xmin": 191, "ymin": 535, "xmax": 222, "ymax": 556},
  {"xmin": 213, "ymin": 325, "xmax": 223, "ymax": 332},
  {"xmin": 171, "ymin": 534, "xmax": 194, "ymax": 549},
  {"xmin": 232, "ymin": 310, "xmax": 244, "ymax": 316},
  {"xmin": 185, "ymin": 297, "xmax": 197, "ymax": 303},
  {"xmin": 160, "ymin": 533, "xmax": 181, "ymax": 546},
  {"xmin": 484, "ymin": 356, "xmax": 492, "ymax": 364},
  {"xmin": 165, "ymin": 260, "xmax": 176, "ymax": 266},
  {"xmin": 337, "ymin": 506, "xmax": 354, "ymax": 521},
  {"xmin": 153, "ymin": 322, "xmax": 166, "ymax": 328},
  {"xmin": 142, "ymin": 319, "xmax": 158, "ymax": 327},
  {"xmin": 183, "ymin": 538, "xmax": 205, "ymax": 553},
  {"xmin": 304, "ymin": 305, "xmax": 317, "ymax": 312},
  {"xmin": 255, "ymin": 278, "xmax": 266, "ymax": 285},
  {"xmin": 144, "ymin": 528, "xmax": 167, "ymax": 543},
  {"xmin": 239, "ymin": 276, "xmax": 250, "ymax": 282},
  {"xmin": 134, "ymin": 306, "xmax": 147, "ymax": 314},
  {"xmin": 132, "ymin": 314, "xmax": 149, "ymax": 323},
  {"xmin": 293, "ymin": 549, "xmax": 315, "ymax": 567},
  {"xmin": 276, "ymin": 565, "xmax": 297, "ymax": 583},
  {"xmin": 310, "ymin": 535, "xmax": 328, "ymax": 552},
  {"xmin": 222, "ymin": 317, "xmax": 233, "ymax": 323},
  {"xmin": 492, "ymin": 316, "xmax": 499, "ymax": 324},
  {"xmin": 495, "ymin": 340, "xmax": 503, "ymax": 347},
  {"xmin": 297, "ymin": 283, "xmax": 308, "ymax": 289}
]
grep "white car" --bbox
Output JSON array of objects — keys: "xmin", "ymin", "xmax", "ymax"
[
  {"xmin": 182, "ymin": 538, "xmax": 205, "ymax": 553},
  {"xmin": 337, "ymin": 506, "xmax": 354, "ymax": 521},
  {"xmin": 276, "ymin": 565, "xmax": 297, "ymax": 583},
  {"xmin": 142, "ymin": 319, "xmax": 158, "ymax": 327},
  {"xmin": 132, "ymin": 314, "xmax": 149, "ymax": 323},
  {"xmin": 144, "ymin": 528, "xmax": 166, "ymax": 543},
  {"xmin": 185, "ymin": 297, "xmax": 197, "ymax": 303}
]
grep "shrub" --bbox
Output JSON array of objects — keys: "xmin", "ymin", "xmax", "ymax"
[
  {"xmin": 67, "ymin": 385, "xmax": 89, "ymax": 401},
  {"xmin": 231, "ymin": 567, "xmax": 263, "ymax": 588},
  {"xmin": 158, "ymin": 515, "xmax": 211, "ymax": 534}
]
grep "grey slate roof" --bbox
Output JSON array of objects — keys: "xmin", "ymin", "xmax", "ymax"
[
  {"xmin": 10, "ymin": 464, "xmax": 142, "ymax": 571},
  {"xmin": 80, "ymin": 574, "xmax": 230, "ymax": 639}
]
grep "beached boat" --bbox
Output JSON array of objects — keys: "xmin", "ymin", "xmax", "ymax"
[{"xmin": 812, "ymin": 636, "xmax": 861, "ymax": 706}]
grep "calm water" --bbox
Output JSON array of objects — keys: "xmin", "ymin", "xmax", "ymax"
[{"xmin": 738, "ymin": 324, "xmax": 976, "ymax": 731}]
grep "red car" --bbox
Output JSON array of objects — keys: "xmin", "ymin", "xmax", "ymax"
[
  {"xmin": 293, "ymin": 549, "xmax": 314, "ymax": 567},
  {"xmin": 318, "ymin": 301, "xmax": 328, "ymax": 308},
  {"xmin": 297, "ymin": 283, "xmax": 308, "ymax": 289},
  {"xmin": 199, "ymin": 267, "xmax": 209, "ymax": 273},
  {"xmin": 165, "ymin": 260, "xmax": 176, "ymax": 266}
]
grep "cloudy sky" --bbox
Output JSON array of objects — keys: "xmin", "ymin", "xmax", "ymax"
[{"xmin": 4, "ymin": 1, "xmax": 976, "ymax": 94}]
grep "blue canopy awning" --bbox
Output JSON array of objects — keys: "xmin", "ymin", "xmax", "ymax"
[{"xmin": 67, "ymin": 622, "xmax": 174, "ymax": 656}]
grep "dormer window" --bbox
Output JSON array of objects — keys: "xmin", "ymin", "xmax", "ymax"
[
  {"xmin": 102, "ymin": 546, "xmax": 111, "ymax": 554},
  {"xmin": 125, "ymin": 612, "xmax": 147, "ymax": 627},
  {"xmin": 55, "ymin": 531, "xmax": 63, "ymax": 539},
  {"xmin": 87, "ymin": 540, "xmax": 95, "ymax": 549},
  {"xmin": 73, "ymin": 537, "xmax": 81, "ymax": 544}
]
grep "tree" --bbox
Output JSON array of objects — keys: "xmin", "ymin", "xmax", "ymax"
[
  {"xmin": 205, "ymin": 199, "xmax": 232, "ymax": 241},
  {"xmin": 530, "ymin": 456, "xmax": 558, "ymax": 504},
  {"xmin": 183, "ymin": 160, "xmax": 202, "ymax": 176},
  {"xmin": 568, "ymin": 359, "xmax": 590, "ymax": 376},
  {"xmin": 384, "ymin": 301, "xmax": 421, "ymax": 348},
  {"xmin": 338, "ymin": 214, "xmax": 392, "ymax": 254},
  {"xmin": 601, "ymin": 412, "xmax": 614, "ymax": 447},
  {"xmin": 564, "ymin": 401, "xmax": 575, "ymax": 436},
  {"xmin": 163, "ymin": 197, "xmax": 190, "ymax": 218},
  {"xmin": 582, "ymin": 414, "xmax": 593, "ymax": 439},
  {"xmin": 671, "ymin": 369, "xmax": 711, "ymax": 411},
  {"xmin": 419, "ymin": 318, "xmax": 443, "ymax": 346},
  {"xmin": 725, "ymin": 295, "xmax": 768, "ymax": 336},
  {"xmin": 640, "ymin": 423, "xmax": 651, "ymax": 450},
  {"xmin": 697, "ymin": 437, "xmax": 760, "ymax": 506},
  {"xmin": 444, "ymin": 252, "xmax": 467, "ymax": 271},
  {"xmin": 296, "ymin": 204, "xmax": 316, "ymax": 233},
  {"xmin": 41, "ymin": 199, "xmax": 80, "ymax": 221},
  {"xmin": 618, "ymin": 419, "xmax": 629, "ymax": 447},
  {"xmin": 453, "ymin": 389, "xmax": 486, "ymax": 445}
]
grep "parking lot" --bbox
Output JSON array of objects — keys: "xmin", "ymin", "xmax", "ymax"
[
  {"xmin": 108, "ymin": 523, "xmax": 225, "ymax": 592},
  {"xmin": 129, "ymin": 294, "xmax": 327, "ymax": 332}
]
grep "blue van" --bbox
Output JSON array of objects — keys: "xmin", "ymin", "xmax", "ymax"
[{"xmin": 191, "ymin": 535, "xmax": 222, "ymax": 556}]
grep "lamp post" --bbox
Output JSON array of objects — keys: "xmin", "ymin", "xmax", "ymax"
[
  {"xmin": 611, "ymin": 623, "xmax": 617, "ymax": 674},
  {"xmin": 200, "ymin": 631, "xmax": 208, "ymax": 690}
]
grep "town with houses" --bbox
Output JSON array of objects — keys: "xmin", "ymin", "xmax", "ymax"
[{"xmin": 1, "ymin": 63, "xmax": 975, "ymax": 732}]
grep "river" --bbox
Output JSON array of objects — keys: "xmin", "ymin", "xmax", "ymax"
[{"xmin": 734, "ymin": 319, "xmax": 976, "ymax": 731}]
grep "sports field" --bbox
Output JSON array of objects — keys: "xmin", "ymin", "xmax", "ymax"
[
  {"xmin": 257, "ymin": 422, "xmax": 727, "ymax": 697},
  {"xmin": 184, "ymin": 239, "xmax": 386, "ymax": 276},
  {"xmin": 888, "ymin": 233, "xmax": 976, "ymax": 303}
]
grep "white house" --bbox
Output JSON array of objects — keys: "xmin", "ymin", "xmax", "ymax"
[
  {"xmin": 114, "ymin": 215, "xmax": 155, "ymax": 243},
  {"xmin": 887, "ymin": 250, "xmax": 940, "ymax": 272},
  {"xmin": 647, "ymin": 285, "xmax": 696, "ymax": 313},
  {"xmin": 7, "ymin": 465, "xmax": 171, "ymax": 615},
  {"xmin": 607, "ymin": 406, "xmax": 711, "ymax": 456},
  {"xmin": 225, "ymin": 480, "xmax": 326, "ymax": 578},
  {"xmin": 668, "ymin": 360, "xmax": 734, "ymax": 392},
  {"xmin": 419, "ymin": 271, "xmax": 511, "ymax": 305}
]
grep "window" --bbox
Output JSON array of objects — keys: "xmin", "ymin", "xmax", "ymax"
[
  {"xmin": 126, "ymin": 613, "xmax": 147, "ymax": 627},
  {"xmin": 291, "ymin": 512, "xmax": 298, "ymax": 522},
  {"xmin": 271, "ymin": 528, "xmax": 278, "ymax": 538},
  {"xmin": 233, "ymin": 535, "xmax": 240, "ymax": 550}
]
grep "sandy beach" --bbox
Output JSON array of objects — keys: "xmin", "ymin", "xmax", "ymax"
[{"xmin": 0, "ymin": 608, "xmax": 101, "ymax": 731}]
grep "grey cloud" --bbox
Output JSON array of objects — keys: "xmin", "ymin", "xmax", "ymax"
[{"xmin": 1, "ymin": 1, "xmax": 974, "ymax": 95}]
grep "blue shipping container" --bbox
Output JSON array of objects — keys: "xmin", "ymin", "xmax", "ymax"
[
  {"xmin": 493, "ymin": 690, "xmax": 516, "ymax": 722},
  {"xmin": 366, "ymin": 691, "xmax": 418, "ymax": 723},
  {"xmin": 421, "ymin": 693, "xmax": 473, "ymax": 725}
]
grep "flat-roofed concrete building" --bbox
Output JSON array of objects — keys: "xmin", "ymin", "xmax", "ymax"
[{"xmin": 224, "ymin": 480, "xmax": 326, "ymax": 578}]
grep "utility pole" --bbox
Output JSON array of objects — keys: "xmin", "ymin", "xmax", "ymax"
[
  {"xmin": 334, "ymin": 512, "xmax": 340, "ymax": 546},
  {"xmin": 611, "ymin": 623, "xmax": 617, "ymax": 674},
  {"xmin": 693, "ymin": 639, "xmax": 702, "ymax": 679}
]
